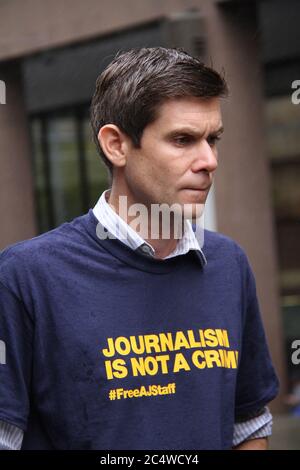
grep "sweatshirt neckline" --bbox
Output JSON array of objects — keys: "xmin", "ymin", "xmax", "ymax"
[{"xmin": 80, "ymin": 209, "xmax": 205, "ymax": 274}]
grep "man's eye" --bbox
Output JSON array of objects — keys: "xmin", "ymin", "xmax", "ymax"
[
  {"xmin": 174, "ymin": 136, "xmax": 193, "ymax": 146},
  {"xmin": 207, "ymin": 136, "xmax": 221, "ymax": 146}
]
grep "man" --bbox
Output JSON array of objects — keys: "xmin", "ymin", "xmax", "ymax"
[{"xmin": 0, "ymin": 47, "xmax": 279, "ymax": 450}]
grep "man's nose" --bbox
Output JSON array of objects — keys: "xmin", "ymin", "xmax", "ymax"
[{"xmin": 191, "ymin": 140, "xmax": 218, "ymax": 173}]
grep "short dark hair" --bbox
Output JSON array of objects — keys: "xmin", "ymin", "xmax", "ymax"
[{"xmin": 90, "ymin": 47, "xmax": 228, "ymax": 180}]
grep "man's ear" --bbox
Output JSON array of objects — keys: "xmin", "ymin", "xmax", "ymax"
[{"xmin": 98, "ymin": 124, "xmax": 130, "ymax": 169}]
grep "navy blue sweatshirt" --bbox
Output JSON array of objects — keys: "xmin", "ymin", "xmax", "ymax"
[{"xmin": 0, "ymin": 209, "xmax": 279, "ymax": 449}]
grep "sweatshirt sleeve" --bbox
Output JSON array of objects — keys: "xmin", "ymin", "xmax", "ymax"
[
  {"xmin": 0, "ymin": 277, "xmax": 33, "ymax": 431},
  {"xmin": 234, "ymin": 246, "xmax": 280, "ymax": 420}
]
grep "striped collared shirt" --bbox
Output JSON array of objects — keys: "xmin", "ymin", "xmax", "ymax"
[{"xmin": 93, "ymin": 188, "xmax": 207, "ymax": 263}]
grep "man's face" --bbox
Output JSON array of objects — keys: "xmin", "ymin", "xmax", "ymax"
[{"xmin": 121, "ymin": 96, "xmax": 223, "ymax": 219}]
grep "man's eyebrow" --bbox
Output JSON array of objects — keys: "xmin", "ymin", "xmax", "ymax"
[{"xmin": 165, "ymin": 125, "xmax": 224, "ymax": 137}]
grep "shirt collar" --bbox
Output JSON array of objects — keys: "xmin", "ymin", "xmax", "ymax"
[{"xmin": 93, "ymin": 189, "xmax": 207, "ymax": 265}]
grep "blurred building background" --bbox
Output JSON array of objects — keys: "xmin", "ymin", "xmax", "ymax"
[{"xmin": 0, "ymin": 0, "xmax": 300, "ymax": 448}]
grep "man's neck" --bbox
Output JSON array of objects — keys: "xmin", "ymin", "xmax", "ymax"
[{"xmin": 107, "ymin": 188, "xmax": 182, "ymax": 259}]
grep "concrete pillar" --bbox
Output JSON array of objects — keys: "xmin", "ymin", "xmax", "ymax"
[
  {"xmin": 203, "ymin": 0, "xmax": 286, "ymax": 411},
  {"xmin": 0, "ymin": 61, "xmax": 36, "ymax": 250}
]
